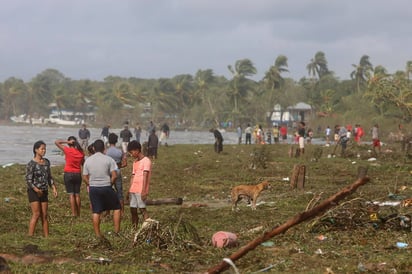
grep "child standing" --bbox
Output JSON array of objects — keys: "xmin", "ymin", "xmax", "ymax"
[{"xmin": 127, "ymin": 140, "xmax": 152, "ymax": 228}]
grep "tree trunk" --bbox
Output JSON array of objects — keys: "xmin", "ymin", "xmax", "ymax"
[{"xmin": 207, "ymin": 177, "xmax": 370, "ymax": 274}]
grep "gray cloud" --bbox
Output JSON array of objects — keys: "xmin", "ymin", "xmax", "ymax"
[{"xmin": 1, "ymin": 0, "xmax": 411, "ymax": 81}]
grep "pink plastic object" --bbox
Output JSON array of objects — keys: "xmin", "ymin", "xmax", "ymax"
[{"xmin": 212, "ymin": 231, "xmax": 238, "ymax": 248}]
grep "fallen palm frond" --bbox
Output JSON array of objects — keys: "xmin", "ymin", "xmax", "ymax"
[{"xmin": 133, "ymin": 215, "xmax": 202, "ymax": 250}]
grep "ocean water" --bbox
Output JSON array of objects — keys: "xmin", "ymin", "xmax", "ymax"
[
  {"xmin": 0, "ymin": 125, "xmax": 327, "ymax": 166},
  {"xmin": 0, "ymin": 125, "xmax": 240, "ymax": 166}
]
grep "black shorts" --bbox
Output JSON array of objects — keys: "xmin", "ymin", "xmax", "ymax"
[
  {"xmin": 89, "ymin": 186, "xmax": 121, "ymax": 214},
  {"xmin": 27, "ymin": 188, "xmax": 48, "ymax": 203},
  {"xmin": 64, "ymin": 172, "xmax": 82, "ymax": 194}
]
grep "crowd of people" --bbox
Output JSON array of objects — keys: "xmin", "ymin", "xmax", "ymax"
[
  {"xmin": 25, "ymin": 119, "xmax": 384, "ymax": 238},
  {"xmin": 25, "ymin": 120, "xmax": 170, "ymax": 238},
  {"xmin": 220, "ymin": 122, "xmax": 383, "ymax": 158}
]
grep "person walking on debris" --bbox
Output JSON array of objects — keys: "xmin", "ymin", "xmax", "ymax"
[
  {"xmin": 210, "ymin": 128, "xmax": 223, "ymax": 153},
  {"xmin": 127, "ymin": 140, "xmax": 152, "ymax": 228}
]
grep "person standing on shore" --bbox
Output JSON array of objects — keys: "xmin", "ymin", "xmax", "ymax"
[
  {"xmin": 159, "ymin": 123, "xmax": 170, "ymax": 146},
  {"xmin": 26, "ymin": 140, "xmax": 58, "ymax": 236},
  {"xmin": 120, "ymin": 124, "xmax": 133, "ymax": 154},
  {"xmin": 101, "ymin": 124, "xmax": 110, "ymax": 146},
  {"xmin": 148, "ymin": 129, "xmax": 159, "ymax": 159},
  {"xmin": 127, "ymin": 140, "xmax": 152, "ymax": 228},
  {"xmin": 325, "ymin": 126, "xmax": 331, "ymax": 145},
  {"xmin": 273, "ymin": 125, "xmax": 280, "ymax": 144},
  {"xmin": 54, "ymin": 136, "xmax": 85, "ymax": 217},
  {"xmin": 134, "ymin": 123, "xmax": 142, "ymax": 143},
  {"xmin": 236, "ymin": 125, "xmax": 242, "ymax": 145},
  {"xmin": 78, "ymin": 124, "xmax": 90, "ymax": 152},
  {"xmin": 106, "ymin": 133, "xmax": 127, "ymax": 215},
  {"xmin": 147, "ymin": 121, "xmax": 156, "ymax": 136},
  {"xmin": 245, "ymin": 124, "xmax": 252, "ymax": 144},
  {"xmin": 82, "ymin": 140, "xmax": 121, "ymax": 238},
  {"xmin": 280, "ymin": 124, "xmax": 288, "ymax": 144}
]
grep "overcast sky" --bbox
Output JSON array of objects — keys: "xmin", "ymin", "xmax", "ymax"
[{"xmin": 1, "ymin": 0, "xmax": 411, "ymax": 82}]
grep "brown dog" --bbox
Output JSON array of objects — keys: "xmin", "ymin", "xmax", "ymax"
[{"xmin": 231, "ymin": 180, "xmax": 270, "ymax": 211}]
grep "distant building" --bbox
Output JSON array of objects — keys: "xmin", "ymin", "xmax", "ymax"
[{"xmin": 270, "ymin": 102, "xmax": 312, "ymax": 126}]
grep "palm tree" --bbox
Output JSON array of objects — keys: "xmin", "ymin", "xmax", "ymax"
[
  {"xmin": 171, "ymin": 74, "xmax": 193, "ymax": 112},
  {"xmin": 306, "ymin": 51, "xmax": 329, "ymax": 79},
  {"xmin": 0, "ymin": 77, "xmax": 26, "ymax": 119},
  {"xmin": 263, "ymin": 55, "xmax": 289, "ymax": 111},
  {"xmin": 194, "ymin": 69, "xmax": 219, "ymax": 126},
  {"xmin": 263, "ymin": 55, "xmax": 289, "ymax": 90},
  {"xmin": 350, "ymin": 55, "xmax": 373, "ymax": 93},
  {"xmin": 227, "ymin": 59, "xmax": 257, "ymax": 115}
]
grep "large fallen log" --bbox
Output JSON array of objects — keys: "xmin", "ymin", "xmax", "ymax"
[
  {"xmin": 146, "ymin": 198, "xmax": 183, "ymax": 206},
  {"xmin": 207, "ymin": 176, "xmax": 370, "ymax": 274}
]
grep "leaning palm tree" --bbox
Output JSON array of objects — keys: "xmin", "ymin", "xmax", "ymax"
[
  {"xmin": 227, "ymin": 59, "xmax": 257, "ymax": 114},
  {"xmin": 262, "ymin": 55, "xmax": 289, "ymax": 117},
  {"xmin": 306, "ymin": 51, "xmax": 329, "ymax": 79},
  {"xmin": 350, "ymin": 55, "xmax": 373, "ymax": 93},
  {"xmin": 194, "ymin": 69, "xmax": 220, "ymax": 126}
]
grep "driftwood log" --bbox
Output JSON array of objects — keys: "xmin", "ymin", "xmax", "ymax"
[
  {"xmin": 207, "ymin": 177, "xmax": 370, "ymax": 274},
  {"xmin": 146, "ymin": 198, "xmax": 183, "ymax": 206}
]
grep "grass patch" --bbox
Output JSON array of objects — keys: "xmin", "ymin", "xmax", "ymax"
[{"xmin": 1, "ymin": 143, "xmax": 412, "ymax": 273}]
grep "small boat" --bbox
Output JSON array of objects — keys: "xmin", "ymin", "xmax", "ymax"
[{"xmin": 48, "ymin": 113, "xmax": 80, "ymax": 126}]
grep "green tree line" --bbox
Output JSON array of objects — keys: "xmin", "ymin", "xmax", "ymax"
[{"xmin": 1, "ymin": 52, "xmax": 412, "ymax": 129}]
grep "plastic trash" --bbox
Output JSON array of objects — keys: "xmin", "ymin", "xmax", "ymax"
[
  {"xmin": 396, "ymin": 242, "xmax": 408, "ymax": 248},
  {"xmin": 212, "ymin": 231, "xmax": 238, "ymax": 248},
  {"xmin": 261, "ymin": 241, "xmax": 274, "ymax": 247}
]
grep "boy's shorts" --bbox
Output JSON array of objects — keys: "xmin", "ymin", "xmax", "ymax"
[{"xmin": 129, "ymin": 193, "xmax": 146, "ymax": 209}]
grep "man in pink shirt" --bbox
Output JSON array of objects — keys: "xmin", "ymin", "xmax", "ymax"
[{"xmin": 127, "ymin": 140, "xmax": 152, "ymax": 228}]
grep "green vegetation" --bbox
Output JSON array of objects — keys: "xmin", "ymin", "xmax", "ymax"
[
  {"xmin": 1, "ymin": 53, "xmax": 412, "ymax": 129},
  {"xmin": 1, "ymin": 142, "xmax": 412, "ymax": 273}
]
